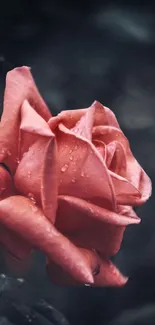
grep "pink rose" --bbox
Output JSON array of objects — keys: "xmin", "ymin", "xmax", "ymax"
[{"xmin": 0, "ymin": 66, "xmax": 151, "ymax": 286}]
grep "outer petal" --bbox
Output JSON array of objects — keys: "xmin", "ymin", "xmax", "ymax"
[
  {"xmin": 57, "ymin": 195, "xmax": 140, "ymax": 228},
  {"xmin": 0, "ymin": 66, "xmax": 51, "ymax": 173},
  {"xmin": 92, "ymin": 257, "xmax": 128, "ymax": 287},
  {"xmin": 0, "ymin": 226, "xmax": 31, "ymax": 259},
  {"xmin": 106, "ymin": 141, "xmax": 127, "ymax": 176},
  {"xmin": 56, "ymin": 196, "xmax": 139, "ymax": 256},
  {"xmin": 0, "ymin": 196, "xmax": 94, "ymax": 284},
  {"xmin": 56, "ymin": 123, "xmax": 116, "ymax": 210},
  {"xmin": 47, "ymin": 249, "xmax": 127, "ymax": 287},
  {"xmin": 117, "ymin": 204, "xmax": 140, "ymax": 219},
  {"xmin": 93, "ymin": 125, "xmax": 152, "ymax": 204}
]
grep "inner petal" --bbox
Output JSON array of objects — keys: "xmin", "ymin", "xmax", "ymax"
[
  {"xmin": 106, "ymin": 141, "xmax": 127, "ymax": 177},
  {"xmin": 57, "ymin": 124, "xmax": 116, "ymax": 210}
]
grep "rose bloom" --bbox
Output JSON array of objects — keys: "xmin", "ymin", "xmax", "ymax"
[{"xmin": 0, "ymin": 66, "xmax": 151, "ymax": 286}]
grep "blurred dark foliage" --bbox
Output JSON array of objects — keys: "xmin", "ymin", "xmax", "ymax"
[
  {"xmin": 0, "ymin": 274, "xmax": 70, "ymax": 325},
  {"xmin": 0, "ymin": 1, "xmax": 155, "ymax": 324}
]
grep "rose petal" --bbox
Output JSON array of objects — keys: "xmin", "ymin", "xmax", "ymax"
[
  {"xmin": 138, "ymin": 168, "xmax": 152, "ymax": 204},
  {"xmin": 19, "ymin": 131, "xmax": 42, "ymax": 161},
  {"xmin": 4, "ymin": 66, "xmax": 51, "ymax": 121},
  {"xmin": 93, "ymin": 139, "xmax": 106, "ymax": 159},
  {"xmin": 71, "ymin": 105, "xmax": 95, "ymax": 140},
  {"xmin": 56, "ymin": 196, "xmax": 139, "ymax": 256},
  {"xmin": 93, "ymin": 257, "xmax": 128, "ymax": 287},
  {"xmin": 106, "ymin": 141, "xmax": 117, "ymax": 167},
  {"xmin": 57, "ymin": 123, "xmax": 116, "ymax": 210},
  {"xmin": 48, "ymin": 100, "xmax": 120, "ymax": 131},
  {"xmin": 47, "ymin": 249, "xmax": 127, "ymax": 287},
  {"xmin": 110, "ymin": 171, "xmax": 141, "ymax": 206},
  {"xmin": 15, "ymin": 98, "xmax": 55, "ymax": 207},
  {"xmin": 0, "ymin": 66, "xmax": 51, "ymax": 173},
  {"xmin": 117, "ymin": 205, "xmax": 140, "ymax": 219},
  {"xmin": 57, "ymin": 195, "xmax": 140, "ymax": 228},
  {"xmin": 20, "ymin": 100, "xmax": 53, "ymax": 137},
  {"xmin": 106, "ymin": 141, "xmax": 127, "ymax": 176},
  {"xmin": 0, "ymin": 226, "xmax": 31, "ymax": 259},
  {"xmin": 0, "ymin": 196, "xmax": 94, "ymax": 284},
  {"xmin": 41, "ymin": 138, "xmax": 58, "ymax": 223},
  {"xmin": 93, "ymin": 125, "xmax": 129, "ymax": 148},
  {"xmin": 50, "ymin": 102, "xmax": 148, "ymax": 206},
  {"xmin": 15, "ymin": 139, "xmax": 48, "ymax": 204},
  {"xmin": 48, "ymin": 109, "xmax": 86, "ymax": 130},
  {"xmin": 46, "ymin": 248, "xmax": 98, "ymax": 286},
  {"xmin": 19, "ymin": 100, "xmax": 54, "ymax": 162},
  {"xmin": 91, "ymin": 101, "xmax": 120, "ymax": 128},
  {"xmin": 15, "ymin": 135, "xmax": 58, "ymax": 220},
  {"xmin": 93, "ymin": 125, "xmax": 152, "ymax": 203}
]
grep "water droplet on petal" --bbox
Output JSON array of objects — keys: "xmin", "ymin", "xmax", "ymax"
[
  {"xmin": 28, "ymin": 193, "xmax": 36, "ymax": 204},
  {"xmin": 89, "ymin": 207, "xmax": 94, "ymax": 214},
  {"xmin": 61, "ymin": 164, "xmax": 69, "ymax": 172},
  {"xmin": 0, "ymin": 149, "xmax": 5, "ymax": 156},
  {"xmin": 81, "ymin": 171, "xmax": 85, "ymax": 177},
  {"xmin": 15, "ymin": 157, "xmax": 20, "ymax": 164},
  {"xmin": 23, "ymin": 152, "xmax": 27, "ymax": 158},
  {"xmin": 109, "ymin": 262, "xmax": 118, "ymax": 276},
  {"xmin": 69, "ymin": 156, "xmax": 73, "ymax": 161},
  {"xmin": 7, "ymin": 150, "xmax": 11, "ymax": 156},
  {"xmin": 85, "ymin": 283, "xmax": 91, "ymax": 287},
  {"xmin": 74, "ymin": 145, "xmax": 78, "ymax": 150},
  {"xmin": 32, "ymin": 205, "xmax": 38, "ymax": 212},
  {"xmin": 28, "ymin": 171, "xmax": 31, "ymax": 178},
  {"xmin": 71, "ymin": 177, "xmax": 76, "ymax": 183},
  {"xmin": 0, "ymin": 274, "xmax": 6, "ymax": 279}
]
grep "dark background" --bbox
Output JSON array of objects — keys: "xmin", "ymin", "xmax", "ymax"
[{"xmin": 0, "ymin": 1, "xmax": 155, "ymax": 324}]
